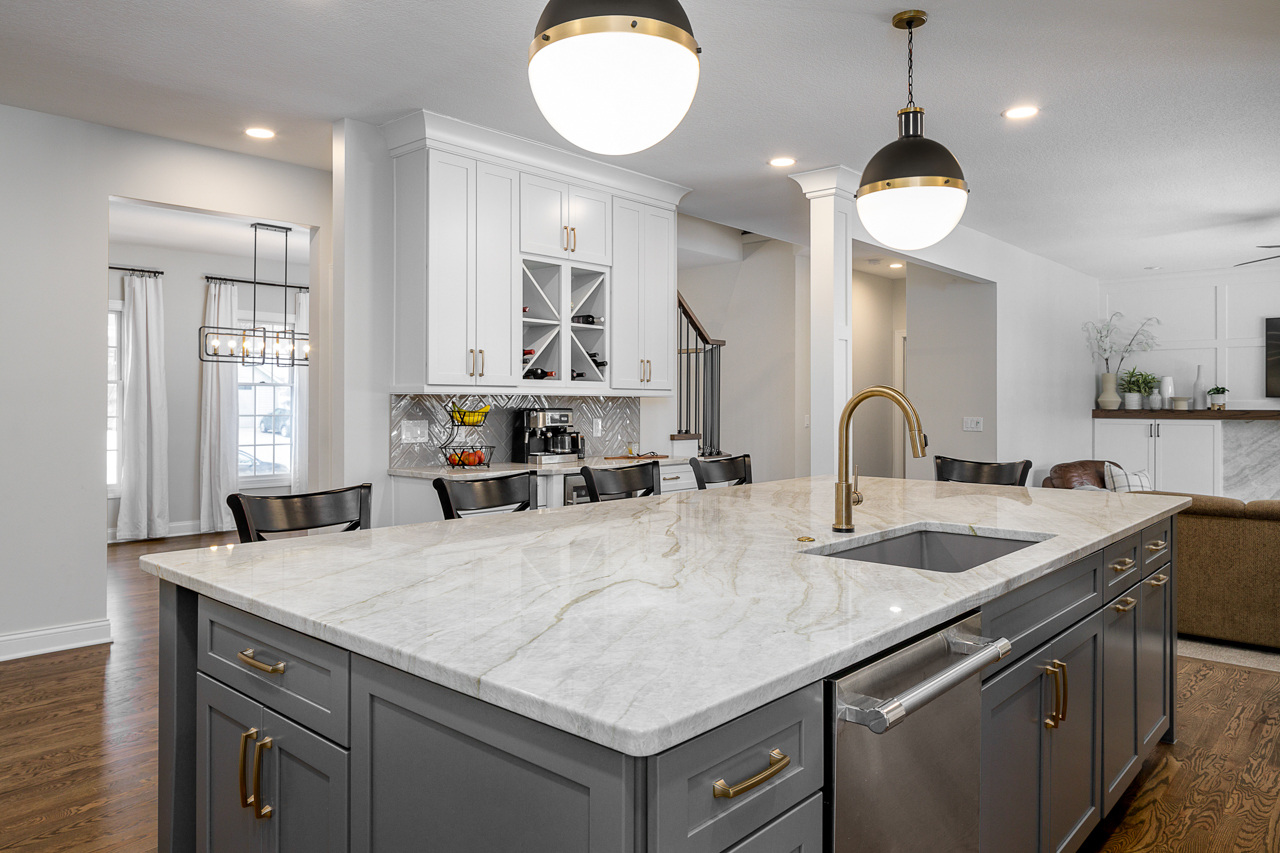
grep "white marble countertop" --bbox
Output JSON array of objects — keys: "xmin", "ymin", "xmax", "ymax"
[
  {"xmin": 389, "ymin": 454, "xmax": 693, "ymax": 480},
  {"xmin": 139, "ymin": 476, "xmax": 1188, "ymax": 756}
]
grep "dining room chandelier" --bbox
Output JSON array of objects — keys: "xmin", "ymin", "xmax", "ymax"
[{"xmin": 198, "ymin": 223, "xmax": 310, "ymax": 368}]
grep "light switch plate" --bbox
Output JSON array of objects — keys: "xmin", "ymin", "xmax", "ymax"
[
  {"xmin": 963, "ymin": 417, "xmax": 984, "ymax": 432},
  {"xmin": 403, "ymin": 420, "xmax": 432, "ymax": 444}
]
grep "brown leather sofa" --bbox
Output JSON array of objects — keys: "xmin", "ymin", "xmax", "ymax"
[{"xmin": 1041, "ymin": 460, "xmax": 1114, "ymax": 489}]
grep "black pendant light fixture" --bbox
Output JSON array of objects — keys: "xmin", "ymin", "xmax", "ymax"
[
  {"xmin": 856, "ymin": 10, "xmax": 969, "ymax": 251},
  {"xmin": 528, "ymin": 0, "xmax": 701, "ymax": 156}
]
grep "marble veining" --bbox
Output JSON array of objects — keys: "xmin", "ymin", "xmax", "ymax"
[
  {"xmin": 139, "ymin": 476, "xmax": 1188, "ymax": 756},
  {"xmin": 1223, "ymin": 420, "xmax": 1280, "ymax": 501}
]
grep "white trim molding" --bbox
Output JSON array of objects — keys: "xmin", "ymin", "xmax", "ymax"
[
  {"xmin": 108, "ymin": 519, "xmax": 203, "ymax": 543},
  {"xmin": 0, "ymin": 618, "xmax": 113, "ymax": 662}
]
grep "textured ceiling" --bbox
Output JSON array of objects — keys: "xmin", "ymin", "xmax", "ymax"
[{"xmin": 3, "ymin": 0, "xmax": 1278, "ymax": 279}]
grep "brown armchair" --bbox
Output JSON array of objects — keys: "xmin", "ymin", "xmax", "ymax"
[{"xmin": 1041, "ymin": 460, "xmax": 1117, "ymax": 489}]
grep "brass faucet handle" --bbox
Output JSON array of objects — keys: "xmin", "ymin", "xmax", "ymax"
[{"xmin": 853, "ymin": 464, "xmax": 859, "ymax": 493}]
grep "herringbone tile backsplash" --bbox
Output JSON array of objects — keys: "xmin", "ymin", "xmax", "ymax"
[{"xmin": 390, "ymin": 394, "xmax": 641, "ymax": 469}]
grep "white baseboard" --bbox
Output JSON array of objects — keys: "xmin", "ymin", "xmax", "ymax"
[
  {"xmin": 108, "ymin": 519, "xmax": 203, "ymax": 544},
  {"xmin": 0, "ymin": 618, "xmax": 113, "ymax": 662}
]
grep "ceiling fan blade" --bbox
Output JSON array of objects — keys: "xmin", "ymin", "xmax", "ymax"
[
  {"xmin": 1258, "ymin": 245, "xmax": 1280, "ymax": 248},
  {"xmin": 1235, "ymin": 254, "xmax": 1280, "ymax": 267}
]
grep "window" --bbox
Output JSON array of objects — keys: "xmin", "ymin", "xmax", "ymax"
[
  {"xmin": 107, "ymin": 304, "xmax": 123, "ymax": 495},
  {"xmin": 237, "ymin": 321, "xmax": 295, "ymax": 486}
]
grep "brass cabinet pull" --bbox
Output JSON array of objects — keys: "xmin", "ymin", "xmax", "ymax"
[
  {"xmin": 563, "ymin": 225, "xmax": 570, "ymax": 252},
  {"xmin": 1110, "ymin": 557, "xmax": 1135, "ymax": 573},
  {"xmin": 237, "ymin": 649, "xmax": 286, "ymax": 675},
  {"xmin": 662, "ymin": 475, "xmax": 680, "ymax": 481},
  {"xmin": 712, "ymin": 748, "xmax": 790, "ymax": 798},
  {"xmin": 1148, "ymin": 573, "xmax": 1170, "ymax": 587},
  {"xmin": 645, "ymin": 360, "xmax": 652, "ymax": 382},
  {"xmin": 478, "ymin": 349, "xmax": 485, "ymax": 377},
  {"xmin": 1145, "ymin": 539, "xmax": 1167, "ymax": 552},
  {"xmin": 469, "ymin": 348, "xmax": 476, "ymax": 377},
  {"xmin": 1114, "ymin": 596, "xmax": 1137, "ymax": 613},
  {"xmin": 1056, "ymin": 659, "xmax": 1069, "ymax": 723},
  {"xmin": 570, "ymin": 226, "xmax": 577, "ymax": 252},
  {"xmin": 1044, "ymin": 663, "xmax": 1062, "ymax": 729},
  {"xmin": 238, "ymin": 728, "xmax": 258, "ymax": 808},
  {"xmin": 640, "ymin": 358, "xmax": 645, "ymax": 382},
  {"xmin": 252, "ymin": 736, "xmax": 273, "ymax": 819}
]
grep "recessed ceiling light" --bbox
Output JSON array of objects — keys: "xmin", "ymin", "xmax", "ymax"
[
  {"xmin": 889, "ymin": 262, "xmax": 904, "ymax": 269},
  {"xmin": 245, "ymin": 127, "xmax": 275, "ymax": 139},
  {"xmin": 1002, "ymin": 105, "xmax": 1039, "ymax": 119},
  {"xmin": 769, "ymin": 157, "xmax": 796, "ymax": 167},
  {"xmin": 1144, "ymin": 266, "xmax": 1162, "ymax": 270}
]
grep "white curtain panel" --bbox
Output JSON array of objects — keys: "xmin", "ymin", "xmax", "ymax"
[
  {"xmin": 291, "ymin": 291, "xmax": 310, "ymax": 494},
  {"xmin": 117, "ymin": 274, "xmax": 170, "ymax": 540},
  {"xmin": 199, "ymin": 281, "xmax": 239, "ymax": 532}
]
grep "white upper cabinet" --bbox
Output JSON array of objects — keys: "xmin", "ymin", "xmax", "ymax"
[
  {"xmin": 520, "ymin": 175, "xmax": 612, "ymax": 266},
  {"xmin": 611, "ymin": 198, "xmax": 675, "ymax": 391},
  {"xmin": 426, "ymin": 150, "xmax": 478, "ymax": 386},
  {"xmin": 474, "ymin": 162, "xmax": 520, "ymax": 387}
]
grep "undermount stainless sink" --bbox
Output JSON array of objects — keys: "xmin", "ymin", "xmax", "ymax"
[{"xmin": 821, "ymin": 529, "xmax": 1040, "ymax": 573}]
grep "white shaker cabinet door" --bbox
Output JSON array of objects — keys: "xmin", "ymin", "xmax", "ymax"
[
  {"xmin": 1154, "ymin": 420, "xmax": 1221, "ymax": 495},
  {"xmin": 427, "ymin": 150, "xmax": 478, "ymax": 386},
  {"xmin": 640, "ymin": 205, "xmax": 675, "ymax": 391},
  {"xmin": 1093, "ymin": 420, "xmax": 1154, "ymax": 479},
  {"xmin": 610, "ymin": 198, "xmax": 646, "ymax": 390},
  {"xmin": 474, "ymin": 162, "xmax": 519, "ymax": 387},
  {"xmin": 567, "ymin": 186, "xmax": 612, "ymax": 266},
  {"xmin": 520, "ymin": 174, "xmax": 569, "ymax": 259}
]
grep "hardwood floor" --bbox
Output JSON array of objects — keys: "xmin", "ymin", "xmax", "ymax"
[{"xmin": 3, "ymin": 540, "xmax": 1278, "ymax": 852}]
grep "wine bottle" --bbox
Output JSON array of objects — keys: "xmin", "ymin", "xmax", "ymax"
[
  {"xmin": 522, "ymin": 348, "xmax": 535, "ymax": 355},
  {"xmin": 586, "ymin": 352, "xmax": 600, "ymax": 359},
  {"xmin": 571, "ymin": 314, "xmax": 601, "ymax": 325},
  {"xmin": 523, "ymin": 368, "xmax": 556, "ymax": 380},
  {"xmin": 522, "ymin": 306, "xmax": 530, "ymax": 313},
  {"xmin": 571, "ymin": 370, "xmax": 585, "ymax": 380},
  {"xmin": 591, "ymin": 358, "xmax": 608, "ymax": 368},
  {"xmin": 522, "ymin": 356, "xmax": 532, "ymax": 365}
]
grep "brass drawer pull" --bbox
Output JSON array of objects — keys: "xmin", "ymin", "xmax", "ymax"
[
  {"xmin": 570, "ymin": 226, "xmax": 577, "ymax": 252},
  {"xmin": 252, "ymin": 736, "xmax": 274, "ymax": 819},
  {"xmin": 1114, "ymin": 596, "xmax": 1137, "ymax": 613},
  {"xmin": 238, "ymin": 649, "xmax": 286, "ymax": 674},
  {"xmin": 1057, "ymin": 659, "xmax": 1069, "ymax": 722},
  {"xmin": 563, "ymin": 225, "xmax": 570, "ymax": 252},
  {"xmin": 238, "ymin": 728, "xmax": 258, "ymax": 808},
  {"xmin": 662, "ymin": 476, "xmax": 680, "ymax": 481},
  {"xmin": 1148, "ymin": 573, "xmax": 1170, "ymax": 587},
  {"xmin": 1044, "ymin": 663, "xmax": 1062, "ymax": 729},
  {"xmin": 1110, "ymin": 557, "xmax": 1135, "ymax": 573},
  {"xmin": 1145, "ymin": 539, "xmax": 1167, "ymax": 552},
  {"xmin": 712, "ymin": 748, "xmax": 790, "ymax": 798}
]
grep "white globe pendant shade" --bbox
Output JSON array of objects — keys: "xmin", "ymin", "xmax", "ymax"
[
  {"xmin": 529, "ymin": 1, "xmax": 700, "ymax": 156},
  {"xmin": 856, "ymin": 184, "xmax": 969, "ymax": 251}
]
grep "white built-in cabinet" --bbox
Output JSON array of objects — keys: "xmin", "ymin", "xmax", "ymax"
[
  {"xmin": 611, "ymin": 199, "xmax": 675, "ymax": 391},
  {"xmin": 519, "ymin": 175, "xmax": 612, "ymax": 266},
  {"xmin": 1093, "ymin": 418, "xmax": 1222, "ymax": 495},
  {"xmin": 386, "ymin": 110, "xmax": 682, "ymax": 396}
]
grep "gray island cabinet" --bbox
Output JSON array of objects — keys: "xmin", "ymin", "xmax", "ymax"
[{"xmin": 145, "ymin": 476, "xmax": 1186, "ymax": 853}]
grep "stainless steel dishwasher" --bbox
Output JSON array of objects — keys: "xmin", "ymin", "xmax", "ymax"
[{"xmin": 826, "ymin": 613, "xmax": 1011, "ymax": 852}]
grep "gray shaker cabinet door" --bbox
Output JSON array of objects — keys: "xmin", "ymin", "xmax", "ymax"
[
  {"xmin": 980, "ymin": 641, "xmax": 1052, "ymax": 853},
  {"xmin": 263, "ymin": 709, "xmax": 349, "ymax": 853},
  {"xmin": 1101, "ymin": 588, "xmax": 1140, "ymax": 814},
  {"xmin": 1137, "ymin": 566, "xmax": 1172, "ymax": 751},
  {"xmin": 1046, "ymin": 611, "xmax": 1103, "ymax": 853},
  {"xmin": 196, "ymin": 673, "xmax": 267, "ymax": 853},
  {"xmin": 349, "ymin": 655, "xmax": 635, "ymax": 853}
]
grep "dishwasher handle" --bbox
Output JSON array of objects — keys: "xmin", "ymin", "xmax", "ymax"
[{"xmin": 838, "ymin": 636, "xmax": 1012, "ymax": 734}]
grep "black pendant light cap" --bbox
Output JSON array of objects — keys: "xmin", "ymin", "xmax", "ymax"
[
  {"xmin": 858, "ymin": 135, "xmax": 967, "ymax": 195},
  {"xmin": 534, "ymin": 0, "xmax": 695, "ymax": 37}
]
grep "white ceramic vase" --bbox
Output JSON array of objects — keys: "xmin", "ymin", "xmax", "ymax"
[
  {"xmin": 1159, "ymin": 376, "xmax": 1175, "ymax": 410},
  {"xmin": 1123, "ymin": 392, "xmax": 1143, "ymax": 410},
  {"xmin": 1193, "ymin": 365, "xmax": 1209, "ymax": 410},
  {"xmin": 1098, "ymin": 373, "xmax": 1121, "ymax": 411}
]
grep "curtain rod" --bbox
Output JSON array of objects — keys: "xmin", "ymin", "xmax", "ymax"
[
  {"xmin": 204, "ymin": 275, "xmax": 309, "ymax": 292},
  {"xmin": 109, "ymin": 265, "xmax": 164, "ymax": 276}
]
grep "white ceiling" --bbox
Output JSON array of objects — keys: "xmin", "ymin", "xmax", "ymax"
[
  {"xmin": 109, "ymin": 199, "xmax": 312, "ymax": 261},
  {"xmin": 5, "ymin": 0, "xmax": 1279, "ymax": 279}
]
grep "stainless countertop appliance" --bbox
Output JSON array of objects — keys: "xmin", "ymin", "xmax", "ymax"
[
  {"xmin": 514, "ymin": 407, "xmax": 585, "ymax": 465},
  {"xmin": 826, "ymin": 613, "xmax": 1010, "ymax": 852}
]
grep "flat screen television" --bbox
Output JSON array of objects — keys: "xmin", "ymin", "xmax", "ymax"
[{"xmin": 1269, "ymin": 318, "xmax": 1280, "ymax": 397}]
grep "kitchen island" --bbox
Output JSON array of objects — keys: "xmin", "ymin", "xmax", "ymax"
[{"xmin": 144, "ymin": 475, "xmax": 1188, "ymax": 853}]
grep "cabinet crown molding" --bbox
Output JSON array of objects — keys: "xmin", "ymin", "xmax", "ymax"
[
  {"xmin": 382, "ymin": 110, "xmax": 690, "ymax": 208},
  {"xmin": 789, "ymin": 165, "xmax": 863, "ymax": 200}
]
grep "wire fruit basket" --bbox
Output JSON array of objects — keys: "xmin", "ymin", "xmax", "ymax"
[
  {"xmin": 440, "ymin": 445, "xmax": 495, "ymax": 469},
  {"xmin": 440, "ymin": 402, "xmax": 494, "ymax": 468}
]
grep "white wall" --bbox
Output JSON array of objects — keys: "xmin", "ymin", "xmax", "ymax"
[
  {"xmin": 1100, "ymin": 265, "xmax": 1280, "ymax": 408},
  {"xmin": 0, "ymin": 103, "xmax": 330, "ymax": 661},
  {"xmin": 331, "ymin": 119, "xmax": 395, "ymax": 525},
  {"xmin": 849, "ymin": 270, "xmax": 897, "ymax": 477},
  {"xmin": 677, "ymin": 233, "xmax": 806, "ymax": 483},
  {"xmin": 903, "ymin": 266, "xmax": 998, "ymax": 480},
  {"xmin": 105, "ymin": 246, "xmax": 310, "ymax": 536}
]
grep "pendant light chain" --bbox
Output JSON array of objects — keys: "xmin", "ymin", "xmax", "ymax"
[{"xmin": 905, "ymin": 22, "xmax": 915, "ymax": 108}]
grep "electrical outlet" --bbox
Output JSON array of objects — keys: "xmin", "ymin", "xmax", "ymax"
[
  {"xmin": 593, "ymin": 417, "xmax": 603, "ymax": 437},
  {"xmin": 805, "ymin": 414, "xmax": 811, "ymax": 428},
  {"xmin": 963, "ymin": 417, "xmax": 984, "ymax": 432},
  {"xmin": 402, "ymin": 420, "xmax": 431, "ymax": 444}
]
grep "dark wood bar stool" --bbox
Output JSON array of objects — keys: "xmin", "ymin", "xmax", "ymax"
[
  {"xmin": 580, "ymin": 461, "xmax": 661, "ymax": 502},
  {"xmin": 433, "ymin": 472, "xmax": 539, "ymax": 519},
  {"xmin": 690, "ymin": 454, "xmax": 753, "ymax": 489},
  {"xmin": 934, "ymin": 455, "xmax": 1032, "ymax": 487},
  {"xmin": 226, "ymin": 483, "xmax": 373, "ymax": 543}
]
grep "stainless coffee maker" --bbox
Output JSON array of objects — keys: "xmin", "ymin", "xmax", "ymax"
[{"xmin": 513, "ymin": 408, "xmax": 586, "ymax": 465}]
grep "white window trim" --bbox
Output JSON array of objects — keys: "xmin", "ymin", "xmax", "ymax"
[
  {"xmin": 236, "ymin": 310, "xmax": 300, "ymax": 489},
  {"xmin": 107, "ymin": 300, "xmax": 124, "ymax": 499}
]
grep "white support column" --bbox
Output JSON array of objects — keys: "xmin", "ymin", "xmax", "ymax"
[{"xmin": 791, "ymin": 166, "xmax": 860, "ymax": 475}]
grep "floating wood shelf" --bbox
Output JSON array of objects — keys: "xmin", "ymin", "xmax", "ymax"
[{"xmin": 1092, "ymin": 409, "xmax": 1280, "ymax": 421}]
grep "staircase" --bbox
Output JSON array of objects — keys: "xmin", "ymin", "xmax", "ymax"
[{"xmin": 675, "ymin": 293, "xmax": 725, "ymax": 457}]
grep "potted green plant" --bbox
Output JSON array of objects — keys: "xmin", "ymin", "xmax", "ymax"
[
  {"xmin": 1118, "ymin": 368, "xmax": 1158, "ymax": 410},
  {"xmin": 1208, "ymin": 386, "xmax": 1229, "ymax": 409},
  {"xmin": 1083, "ymin": 313, "xmax": 1160, "ymax": 410}
]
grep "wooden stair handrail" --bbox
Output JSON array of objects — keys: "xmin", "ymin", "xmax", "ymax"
[{"xmin": 677, "ymin": 292, "xmax": 727, "ymax": 347}]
